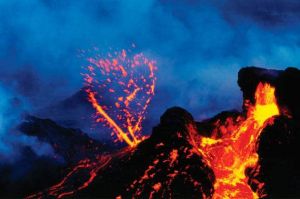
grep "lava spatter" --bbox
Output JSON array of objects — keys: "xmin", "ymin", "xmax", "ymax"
[{"xmin": 82, "ymin": 47, "xmax": 157, "ymax": 147}]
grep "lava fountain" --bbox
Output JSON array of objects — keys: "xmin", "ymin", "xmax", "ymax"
[
  {"xmin": 191, "ymin": 82, "xmax": 279, "ymax": 199},
  {"xmin": 82, "ymin": 47, "xmax": 157, "ymax": 147}
]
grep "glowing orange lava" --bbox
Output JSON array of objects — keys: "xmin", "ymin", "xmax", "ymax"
[
  {"xmin": 82, "ymin": 47, "xmax": 157, "ymax": 147},
  {"xmin": 193, "ymin": 82, "xmax": 279, "ymax": 199}
]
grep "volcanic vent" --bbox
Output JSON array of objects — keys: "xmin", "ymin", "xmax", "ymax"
[{"xmin": 4, "ymin": 66, "xmax": 298, "ymax": 199}]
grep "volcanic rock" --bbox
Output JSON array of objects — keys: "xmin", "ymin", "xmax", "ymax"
[
  {"xmin": 248, "ymin": 116, "xmax": 300, "ymax": 198},
  {"xmin": 77, "ymin": 107, "xmax": 215, "ymax": 198},
  {"xmin": 275, "ymin": 67, "xmax": 300, "ymax": 120},
  {"xmin": 18, "ymin": 115, "xmax": 105, "ymax": 163}
]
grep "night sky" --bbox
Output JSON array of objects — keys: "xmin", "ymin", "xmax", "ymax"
[{"xmin": 1, "ymin": 0, "xmax": 300, "ymax": 159}]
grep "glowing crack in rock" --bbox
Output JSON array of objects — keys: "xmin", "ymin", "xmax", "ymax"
[
  {"xmin": 82, "ymin": 47, "xmax": 157, "ymax": 147},
  {"xmin": 25, "ymin": 149, "xmax": 131, "ymax": 199},
  {"xmin": 190, "ymin": 82, "xmax": 280, "ymax": 199}
]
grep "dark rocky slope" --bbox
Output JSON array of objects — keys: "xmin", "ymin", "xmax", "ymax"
[{"xmin": 78, "ymin": 107, "xmax": 215, "ymax": 198}]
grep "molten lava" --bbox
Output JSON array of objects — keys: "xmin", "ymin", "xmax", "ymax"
[
  {"xmin": 82, "ymin": 47, "xmax": 157, "ymax": 147},
  {"xmin": 194, "ymin": 82, "xmax": 279, "ymax": 199}
]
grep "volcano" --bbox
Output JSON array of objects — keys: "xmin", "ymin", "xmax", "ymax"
[{"xmin": 1, "ymin": 67, "xmax": 299, "ymax": 199}]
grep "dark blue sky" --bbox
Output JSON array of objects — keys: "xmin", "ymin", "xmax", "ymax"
[{"xmin": 1, "ymin": 0, "xmax": 300, "ymax": 141}]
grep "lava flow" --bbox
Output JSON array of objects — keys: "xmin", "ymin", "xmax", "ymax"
[
  {"xmin": 192, "ymin": 82, "xmax": 280, "ymax": 199},
  {"xmin": 82, "ymin": 47, "xmax": 157, "ymax": 147}
]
